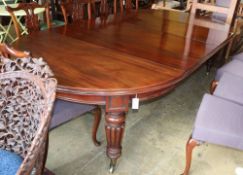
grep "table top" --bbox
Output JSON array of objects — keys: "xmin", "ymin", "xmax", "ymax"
[
  {"xmin": 13, "ymin": 9, "xmax": 232, "ymax": 104},
  {"xmin": 0, "ymin": 3, "xmax": 45, "ymax": 16}
]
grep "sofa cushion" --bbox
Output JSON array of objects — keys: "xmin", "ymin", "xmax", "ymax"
[{"xmin": 0, "ymin": 149, "xmax": 23, "ymax": 175}]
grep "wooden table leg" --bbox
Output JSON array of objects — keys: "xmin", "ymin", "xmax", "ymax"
[{"xmin": 105, "ymin": 96, "xmax": 129, "ymax": 173}]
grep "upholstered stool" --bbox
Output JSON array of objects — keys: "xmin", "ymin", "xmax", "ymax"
[
  {"xmin": 0, "ymin": 149, "xmax": 23, "ymax": 175},
  {"xmin": 50, "ymin": 99, "xmax": 95, "ymax": 129},
  {"xmin": 215, "ymin": 59, "xmax": 243, "ymax": 81},
  {"xmin": 192, "ymin": 94, "xmax": 243, "ymax": 149},
  {"xmin": 233, "ymin": 52, "xmax": 243, "ymax": 61},
  {"xmin": 214, "ymin": 73, "xmax": 243, "ymax": 105},
  {"xmin": 182, "ymin": 94, "xmax": 243, "ymax": 175}
]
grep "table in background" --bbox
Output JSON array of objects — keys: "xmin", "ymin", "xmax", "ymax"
[{"xmin": 13, "ymin": 9, "xmax": 232, "ymax": 172}]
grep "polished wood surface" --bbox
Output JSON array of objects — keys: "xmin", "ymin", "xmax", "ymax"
[{"xmin": 13, "ymin": 9, "xmax": 232, "ymax": 170}]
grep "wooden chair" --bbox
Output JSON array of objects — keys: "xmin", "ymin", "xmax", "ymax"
[
  {"xmin": 60, "ymin": 0, "xmax": 95, "ymax": 24},
  {"xmin": 228, "ymin": 2, "xmax": 243, "ymax": 54},
  {"xmin": 209, "ymin": 2, "xmax": 243, "ymax": 93},
  {"xmin": 113, "ymin": 0, "xmax": 138, "ymax": 14},
  {"xmin": 151, "ymin": 0, "xmax": 205, "ymax": 13},
  {"xmin": 6, "ymin": 2, "xmax": 51, "ymax": 39},
  {"xmin": 0, "ymin": 43, "xmax": 57, "ymax": 175},
  {"xmin": 191, "ymin": 0, "xmax": 239, "ymax": 25}
]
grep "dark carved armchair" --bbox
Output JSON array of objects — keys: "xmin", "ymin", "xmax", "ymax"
[{"xmin": 0, "ymin": 43, "xmax": 57, "ymax": 175}]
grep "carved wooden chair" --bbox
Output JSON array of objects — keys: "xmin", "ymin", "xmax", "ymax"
[
  {"xmin": 60, "ymin": 0, "xmax": 95, "ymax": 24},
  {"xmin": 209, "ymin": 2, "xmax": 243, "ymax": 93},
  {"xmin": 113, "ymin": 0, "xmax": 138, "ymax": 14},
  {"xmin": 0, "ymin": 43, "xmax": 57, "ymax": 175},
  {"xmin": 6, "ymin": 2, "xmax": 51, "ymax": 39},
  {"xmin": 181, "ymin": 93, "xmax": 243, "ymax": 175}
]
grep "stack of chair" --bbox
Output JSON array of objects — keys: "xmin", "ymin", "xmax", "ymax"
[
  {"xmin": 181, "ymin": 51, "xmax": 243, "ymax": 175},
  {"xmin": 181, "ymin": 2, "xmax": 243, "ymax": 174}
]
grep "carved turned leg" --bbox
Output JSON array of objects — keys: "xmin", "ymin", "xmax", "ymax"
[
  {"xmin": 92, "ymin": 105, "xmax": 102, "ymax": 146},
  {"xmin": 182, "ymin": 137, "xmax": 199, "ymax": 175},
  {"xmin": 210, "ymin": 80, "xmax": 218, "ymax": 94},
  {"xmin": 105, "ymin": 96, "xmax": 129, "ymax": 173}
]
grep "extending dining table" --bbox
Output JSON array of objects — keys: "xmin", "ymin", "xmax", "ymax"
[{"xmin": 13, "ymin": 9, "xmax": 232, "ymax": 172}]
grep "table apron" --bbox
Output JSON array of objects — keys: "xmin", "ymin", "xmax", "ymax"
[{"xmin": 56, "ymin": 85, "xmax": 176, "ymax": 105}]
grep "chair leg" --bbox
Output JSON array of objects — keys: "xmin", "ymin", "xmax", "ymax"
[
  {"xmin": 35, "ymin": 133, "xmax": 49, "ymax": 175},
  {"xmin": 88, "ymin": 2, "xmax": 92, "ymax": 20},
  {"xmin": 120, "ymin": 0, "xmax": 123, "ymax": 13},
  {"xmin": 181, "ymin": 137, "xmax": 199, "ymax": 175},
  {"xmin": 206, "ymin": 58, "xmax": 213, "ymax": 75},
  {"xmin": 113, "ymin": 0, "xmax": 117, "ymax": 13},
  {"xmin": 92, "ymin": 105, "xmax": 102, "ymax": 146},
  {"xmin": 210, "ymin": 80, "xmax": 218, "ymax": 94}
]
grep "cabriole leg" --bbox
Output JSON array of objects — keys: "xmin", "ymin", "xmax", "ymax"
[
  {"xmin": 92, "ymin": 105, "xmax": 102, "ymax": 146},
  {"xmin": 181, "ymin": 137, "xmax": 199, "ymax": 175}
]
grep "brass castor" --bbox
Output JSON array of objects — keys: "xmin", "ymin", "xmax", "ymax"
[{"xmin": 109, "ymin": 159, "xmax": 117, "ymax": 173}]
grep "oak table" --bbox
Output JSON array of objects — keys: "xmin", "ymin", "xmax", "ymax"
[{"xmin": 13, "ymin": 9, "xmax": 232, "ymax": 172}]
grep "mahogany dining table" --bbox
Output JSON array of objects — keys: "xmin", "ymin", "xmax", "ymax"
[{"xmin": 13, "ymin": 9, "xmax": 232, "ymax": 172}]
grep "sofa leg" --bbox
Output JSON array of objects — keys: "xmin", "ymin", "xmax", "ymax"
[
  {"xmin": 92, "ymin": 105, "xmax": 102, "ymax": 146},
  {"xmin": 181, "ymin": 137, "xmax": 199, "ymax": 175}
]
